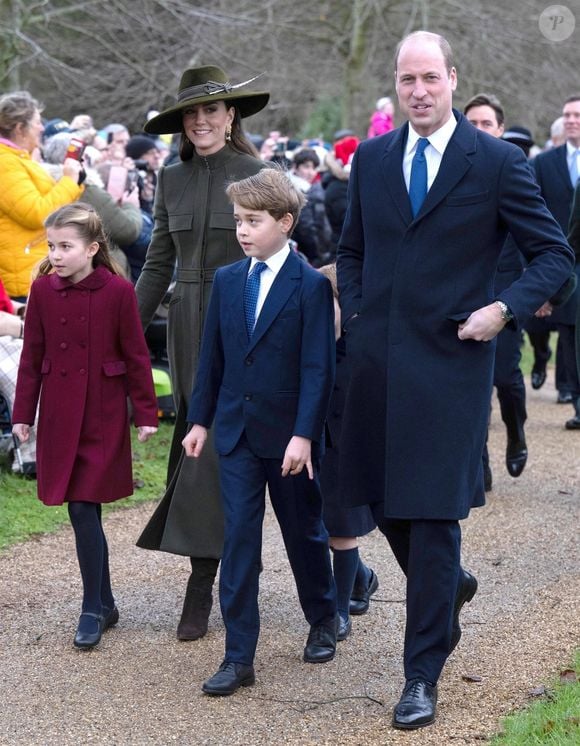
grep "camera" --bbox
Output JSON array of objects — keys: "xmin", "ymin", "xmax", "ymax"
[{"xmin": 125, "ymin": 169, "xmax": 142, "ymax": 192}]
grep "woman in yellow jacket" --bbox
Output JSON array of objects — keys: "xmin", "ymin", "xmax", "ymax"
[{"xmin": 0, "ymin": 91, "xmax": 84, "ymax": 298}]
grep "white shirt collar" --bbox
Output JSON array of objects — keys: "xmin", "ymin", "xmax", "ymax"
[
  {"xmin": 566, "ymin": 141, "xmax": 580, "ymax": 157},
  {"xmin": 405, "ymin": 112, "xmax": 458, "ymax": 156},
  {"xmin": 249, "ymin": 243, "xmax": 290, "ymax": 275}
]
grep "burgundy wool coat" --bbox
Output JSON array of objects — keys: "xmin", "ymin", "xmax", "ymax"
[{"xmin": 13, "ymin": 266, "xmax": 158, "ymax": 506}]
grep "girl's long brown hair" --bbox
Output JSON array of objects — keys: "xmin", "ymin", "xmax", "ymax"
[{"xmin": 37, "ymin": 202, "xmax": 123, "ymax": 277}]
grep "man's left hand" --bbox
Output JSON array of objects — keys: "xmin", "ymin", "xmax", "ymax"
[{"xmin": 458, "ymin": 303, "xmax": 506, "ymax": 342}]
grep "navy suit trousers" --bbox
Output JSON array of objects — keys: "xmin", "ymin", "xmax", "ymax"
[
  {"xmin": 371, "ymin": 505, "xmax": 461, "ymax": 683},
  {"xmin": 218, "ymin": 434, "xmax": 337, "ymax": 664}
]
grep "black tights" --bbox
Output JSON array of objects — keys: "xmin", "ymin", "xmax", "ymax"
[{"xmin": 67, "ymin": 502, "xmax": 114, "ymax": 614}]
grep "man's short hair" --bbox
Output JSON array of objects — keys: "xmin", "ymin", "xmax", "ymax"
[
  {"xmin": 293, "ymin": 148, "xmax": 320, "ymax": 169},
  {"xmin": 226, "ymin": 167, "xmax": 306, "ymax": 230},
  {"xmin": 463, "ymin": 93, "xmax": 505, "ymax": 127},
  {"xmin": 550, "ymin": 116, "xmax": 565, "ymax": 138},
  {"xmin": 394, "ymin": 31, "xmax": 454, "ymax": 74},
  {"xmin": 564, "ymin": 94, "xmax": 580, "ymax": 105}
]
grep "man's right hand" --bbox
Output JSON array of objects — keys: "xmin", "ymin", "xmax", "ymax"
[{"xmin": 182, "ymin": 424, "xmax": 207, "ymax": 458}]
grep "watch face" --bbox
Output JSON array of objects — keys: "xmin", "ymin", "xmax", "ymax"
[{"xmin": 496, "ymin": 300, "xmax": 511, "ymax": 320}]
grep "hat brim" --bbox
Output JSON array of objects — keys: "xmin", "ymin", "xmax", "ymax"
[{"xmin": 144, "ymin": 91, "xmax": 270, "ymax": 135}]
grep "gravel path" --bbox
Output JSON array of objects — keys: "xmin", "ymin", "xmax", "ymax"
[{"xmin": 1, "ymin": 372, "xmax": 578, "ymax": 745}]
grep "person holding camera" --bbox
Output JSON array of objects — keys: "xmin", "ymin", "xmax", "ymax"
[
  {"xmin": 0, "ymin": 91, "xmax": 84, "ymax": 299},
  {"xmin": 126, "ymin": 135, "xmax": 163, "ymax": 214},
  {"xmin": 41, "ymin": 132, "xmax": 142, "ymax": 282}
]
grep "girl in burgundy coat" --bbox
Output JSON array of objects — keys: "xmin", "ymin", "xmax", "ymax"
[{"xmin": 12, "ymin": 203, "xmax": 158, "ymax": 650}]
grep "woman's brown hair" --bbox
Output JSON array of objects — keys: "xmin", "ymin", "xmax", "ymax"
[{"xmin": 179, "ymin": 104, "xmax": 258, "ymax": 161}]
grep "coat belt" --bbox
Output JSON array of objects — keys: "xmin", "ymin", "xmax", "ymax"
[{"xmin": 175, "ymin": 268, "xmax": 217, "ymax": 283}]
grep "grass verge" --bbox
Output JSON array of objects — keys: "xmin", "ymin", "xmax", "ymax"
[
  {"xmin": 491, "ymin": 652, "xmax": 580, "ymax": 745},
  {"xmin": 0, "ymin": 421, "xmax": 173, "ymax": 550}
]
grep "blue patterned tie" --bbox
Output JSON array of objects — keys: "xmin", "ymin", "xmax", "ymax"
[
  {"xmin": 409, "ymin": 137, "xmax": 430, "ymax": 217},
  {"xmin": 243, "ymin": 261, "xmax": 267, "ymax": 338},
  {"xmin": 570, "ymin": 149, "xmax": 579, "ymax": 188}
]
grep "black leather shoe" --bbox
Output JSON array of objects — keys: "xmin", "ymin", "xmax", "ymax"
[
  {"xmin": 392, "ymin": 679, "xmax": 437, "ymax": 730},
  {"xmin": 202, "ymin": 661, "xmax": 255, "ymax": 696},
  {"xmin": 557, "ymin": 391, "xmax": 573, "ymax": 404},
  {"xmin": 73, "ymin": 612, "xmax": 103, "ymax": 649},
  {"xmin": 506, "ymin": 439, "xmax": 527, "ymax": 477},
  {"xmin": 337, "ymin": 615, "xmax": 352, "ymax": 642},
  {"xmin": 350, "ymin": 569, "xmax": 379, "ymax": 616},
  {"xmin": 565, "ymin": 414, "xmax": 580, "ymax": 430},
  {"xmin": 103, "ymin": 606, "xmax": 119, "ymax": 630},
  {"xmin": 450, "ymin": 569, "xmax": 478, "ymax": 653},
  {"xmin": 531, "ymin": 368, "xmax": 547, "ymax": 390},
  {"xmin": 303, "ymin": 617, "xmax": 338, "ymax": 663}
]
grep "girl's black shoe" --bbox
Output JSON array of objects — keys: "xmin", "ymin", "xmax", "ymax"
[{"xmin": 73, "ymin": 612, "xmax": 103, "ymax": 649}]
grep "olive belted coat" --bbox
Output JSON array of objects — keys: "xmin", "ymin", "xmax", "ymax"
[
  {"xmin": 12, "ymin": 267, "xmax": 158, "ymax": 506},
  {"xmin": 135, "ymin": 145, "xmax": 264, "ymax": 558}
]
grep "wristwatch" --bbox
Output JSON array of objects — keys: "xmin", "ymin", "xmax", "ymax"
[{"xmin": 494, "ymin": 300, "xmax": 513, "ymax": 322}]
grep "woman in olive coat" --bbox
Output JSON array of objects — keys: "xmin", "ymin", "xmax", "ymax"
[{"xmin": 135, "ymin": 66, "xmax": 268, "ymax": 639}]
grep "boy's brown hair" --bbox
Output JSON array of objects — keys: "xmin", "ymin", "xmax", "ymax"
[{"xmin": 226, "ymin": 167, "xmax": 306, "ymax": 231}]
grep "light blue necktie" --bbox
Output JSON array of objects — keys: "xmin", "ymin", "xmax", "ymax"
[
  {"xmin": 570, "ymin": 149, "xmax": 579, "ymax": 188},
  {"xmin": 409, "ymin": 137, "xmax": 430, "ymax": 217},
  {"xmin": 243, "ymin": 261, "xmax": 267, "ymax": 338}
]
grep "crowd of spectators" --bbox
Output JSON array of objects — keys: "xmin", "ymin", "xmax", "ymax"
[{"xmin": 0, "ymin": 87, "xmax": 577, "ymax": 478}]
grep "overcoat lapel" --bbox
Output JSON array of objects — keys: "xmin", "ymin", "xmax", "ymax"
[
  {"xmin": 248, "ymin": 253, "xmax": 301, "ymax": 352},
  {"xmin": 553, "ymin": 145, "xmax": 574, "ymax": 194},
  {"xmin": 381, "ymin": 124, "xmax": 413, "ymax": 225}
]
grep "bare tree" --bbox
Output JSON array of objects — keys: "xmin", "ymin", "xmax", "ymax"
[{"xmin": 1, "ymin": 0, "xmax": 577, "ymax": 143}]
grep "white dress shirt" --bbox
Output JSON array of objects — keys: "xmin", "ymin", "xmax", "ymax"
[
  {"xmin": 248, "ymin": 243, "xmax": 291, "ymax": 320},
  {"xmin": 403, "ymin": 114, "xmax": 458, "ymax": 192},
  {"xmin": 566, "ymin": 140, "xmax": 580, "ymax": 180}
]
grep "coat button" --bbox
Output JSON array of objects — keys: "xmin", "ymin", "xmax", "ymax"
[
  {"xmin": 79, "ymin": 341, "xmax": 87, "ymax": 348},
  {"xmin": 245, "ymin": 357, "xmax": 253, "ymax": 366},
  {"xmin": 81, "ymin": 291, "xmax": 88, "ymax": 297},
  {"xmin": 60, "ymin": 369, "xmax": 67, "ymax": 376},
  {"xmin": 244, "ymin": 394, "xmax": 252, "ymax": 401},
  {"xmin": 79, "ymin": 316, "xmax": 86, "ymax": 322},
  {"xmin": 79, "ymin": 368, "xmax": 86, "ymax": 375},
  {"xmin": 61, "ymin": 292, "xmax": 67, "ymax": 298},
  {"xmin": 60, "ymin": 317, "xmax": 67, "ymax": 324},
  {"xmin": 60, "ymin": 342, "xmax": 68, "ymax": 350}
]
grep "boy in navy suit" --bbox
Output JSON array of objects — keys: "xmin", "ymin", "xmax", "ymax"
[{"xmin": 182, "ymin": 169, "xmax": 338, "ymax": 696}]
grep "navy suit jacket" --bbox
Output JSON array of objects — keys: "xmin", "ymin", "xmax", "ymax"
[
  {"xmin": 337, "ymin": 111, "xmax": 574, "ymax": 520},
  {"xmin": 187, "ymin": 250, "xmax": 335, "ymax": 458},
  {"xmin": 533, "ymin": 144, "xmax": 579, "ymax": 325}
]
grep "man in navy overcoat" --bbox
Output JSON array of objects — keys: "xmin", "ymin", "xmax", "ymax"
[
  {"xmin": 533, "ymin": 95, "xmax": 580, "ymax": 426},
  {"xmin": 337, "ymin": 30, "xmax": 573, "ymax": 730}
]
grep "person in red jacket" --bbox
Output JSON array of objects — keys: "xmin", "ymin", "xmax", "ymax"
[{"xmin": 12, "ymin": 203, "xmax": 158, "ymax": 650}]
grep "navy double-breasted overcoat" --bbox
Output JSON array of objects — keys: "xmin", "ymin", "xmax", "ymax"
[{"xmin": 337, "ymin": 112, "xmax": 574, "ymax": 521}]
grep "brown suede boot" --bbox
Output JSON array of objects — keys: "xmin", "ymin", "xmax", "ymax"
[{"xmin": 177, "ymin": 557, "xmax": 219, "ymax": 641}]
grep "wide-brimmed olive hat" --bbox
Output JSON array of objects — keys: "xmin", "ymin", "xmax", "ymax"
[{"xmin": 144, "ymin": 66, "xmax": 269, "ymax": 135}]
